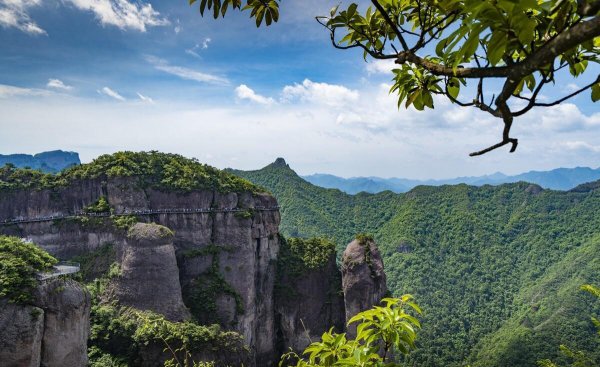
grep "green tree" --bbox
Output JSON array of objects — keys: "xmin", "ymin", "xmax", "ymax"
[
  {"xmin": 190, "ymin": 0, "xmax": 600, "ymax": 156},
  {"xmin": 538, "ymin": 285, "xmax": 600, "ymax": 367},
  {"xmin": 0, "ymin": 236, "xmax": 57, "ymax": 303},
  {"xmin": 279, "ymin": 296, "xmax": 422, "ymax": 367}
]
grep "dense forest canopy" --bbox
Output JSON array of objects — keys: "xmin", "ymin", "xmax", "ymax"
[
  {"xmin": 0, "ymin": 151, "xmax": 262, "ymax": 194},
  {"xmin": 231, "ymin": 160, "xmax": 600, "ymax": 367}
]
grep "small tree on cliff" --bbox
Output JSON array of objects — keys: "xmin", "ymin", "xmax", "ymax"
[{"xmin": 189, "ymin": 0, "xmax": 600, "ymax": 156}]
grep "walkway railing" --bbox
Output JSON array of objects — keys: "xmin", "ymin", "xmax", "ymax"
[
  {"xmin": 37, "ymin": 261, "xmax": 81, "ymax": 281},
  {"xmin": 0, "ymin": 206, "xmax": 280, "ymax": 226}
]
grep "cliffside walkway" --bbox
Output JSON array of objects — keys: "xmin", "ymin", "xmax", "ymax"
[
  {"xmin": 37, "ymin": 262, "xmax": 81, "ymax": 281},
  {"xmin": 0, "ymin": 206, "xmax": 280, "ymax": 226}
]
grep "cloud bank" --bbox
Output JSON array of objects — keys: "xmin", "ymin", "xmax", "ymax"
[{"xmin": 0, "ymin": 0, "xmax": 46, "ymax": 35}]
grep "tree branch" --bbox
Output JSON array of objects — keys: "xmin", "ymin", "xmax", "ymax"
[
  {"xmin": 395, "ymin": 15, "xmax": 600, "ymax": 79},
  {"xmin": 578, "ymin": 0, "xmax": 600, "ymax": 16},
  {"xmin": 527, "ymin": 74, "xmax": 600, "ymax": 108},
  {"xmin": 371, "ymin": 0, "xmax": 409, "ymax": 50}
]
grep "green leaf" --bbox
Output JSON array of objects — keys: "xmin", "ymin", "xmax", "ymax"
[
  {"xmin": 592, "ymin": 83, "xmax": 600, "ymax": 102},
  {"xmin": 487, "ymin": 31, "xmax": 508, "ymax": 66},
  {"xmin": 347, "ymin": 3, "xmax": 358, "ymax": 18},
  {"xmin": 447, "ymin": 78, "xmax": 460, "ymax": 99}
]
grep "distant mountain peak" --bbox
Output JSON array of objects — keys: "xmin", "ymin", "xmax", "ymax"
[
  {"xmin": 0, "ymin": 150, "xmax": 80, "ymax": 173},
  {"xmin": 271, "ymin": 157, "xmax": 289, "ymax": 168}
]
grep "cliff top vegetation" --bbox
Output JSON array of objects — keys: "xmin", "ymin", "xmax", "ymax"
[
  {"xmin": 0, "ymin": 151, "xmax": 263, "ymax": 194},
  {"xmin": 0, "ymin": 236, "xmax": 57, "ymax": 304}
]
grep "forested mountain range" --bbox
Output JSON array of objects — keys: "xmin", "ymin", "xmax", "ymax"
[
  {"xmin": 304, "ymin": 166, "xmax": 600, "ymax": 193},
  {"xmin": 0, "ymin": 150, "xmax": 80, "ymax": 173},
  {"xmin": 229, "ymin": 158, "xmax": 600, "ymax": 367}
]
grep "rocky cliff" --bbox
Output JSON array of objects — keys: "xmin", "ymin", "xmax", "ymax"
[
  {"xmin": 0, "ymin": 168, "xmax": 281, "ymax": 365},
  {"xmin": 341, "ymin": 236, "xmax": 387, "ymax": 338},
  {"xmin": 106, "ymin": 223, "xmax": 190, "ymax": 322},
  {"xmin": 274, "ymin": 237, "xmax": 345, "ymax": 354},
  {"xmin": 0, "ymin": 153, "xmax": 392, "ymax": 366},
  {"xmin": 0, "ymin": 279, "xmax": 90, "ymax": 367}
]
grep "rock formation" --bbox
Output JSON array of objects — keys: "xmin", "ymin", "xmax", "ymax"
[
  {"xmin": 0, "ymin": 279, "xmax": 90, "ymax": 367},
  {"xmin": 0, "ymin": 150, "xmax": 80, "ymax": 173},
  {"xmin": 0, "ymin": 301, "xmax": 44, "ymax": 367},
  {"xmin": 341, "ymin": 236, "xmax": 387, "ymax": 338},
  {"xmin": 275, "ymin": 250, "xmax": 345, "ymax": 353},
  {"xmin": 0, "ymin": 177, "xmax": 281, "ymax": 365},
  {"xmin": 0, "ymin": 156, "xmax": 392, "ymax": 365},
  {"xmin": 35, "ymin": 279, "xmax": 91, "ymax": 367},
  {"xmin": 107, "ymin": 222, "xmax": 190, "ymax": 321}
]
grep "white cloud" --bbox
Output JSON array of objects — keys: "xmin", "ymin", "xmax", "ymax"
[
  {"xmin": 136, "ymin": 92, "xmax": 153, "ymax": 103},
  {"xmin": 281, "ymin": 79, "xmax": 359, "ymax": 108},
  {"xmin": 534, "ymin": 103, "xmax": 600, "ymax": 132},
  {"xmin": 185, "ymin": 46, "xmax": 201, "ymax": 58},
  {"xmin": 0, "ymin": 0, "xmax": 46, "ymax": 35},
  {"xmin": 174, "ymin": 18, "xmax": 181, "ymax": 34},
  {"xmin": 46, "ymin": 78, "xmax": 73, "ymax": 91},
  {"xmin": 146, "ymin": 56, "xmax": 230, "ymax": 86},
  {"xmin": 0, "ymin": 0, "xmax": 168, "ymax": 34},
  {"xmin": 365, "ymin": 59, "xmax": 396, "ymax": 75},
  {"xmin": 0, "ymin": 83, "xmax": 49, "ymax": 97},
  {"xmin": 566, "ymin": 83, "xmax": 580, "ymax": 93},
  {"xmin": 235, "ymin": 85, "xmax": 275, "ymax": 105},
  {"xmin": 560, "ymin": 141, "xmax": 600, "ymax": 153},
  {"xmin": 64, "ymin": 0, "xmax": 169, "ymax": 32},
  {"xmin": 3, "ymin": 81, "xmax": 600, "ymax": 180},
  {"xmin": 98, "ymin": 86, "xmax": 125, "ymax": 101},
  {"xmin": 185, "ymin": 38, "xmax": 211, "ymax": 58}
]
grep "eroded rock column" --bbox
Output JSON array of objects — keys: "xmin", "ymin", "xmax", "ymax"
[{"xmin": 341, "ymin": 236, "xmax": 387, "ymax": 338}]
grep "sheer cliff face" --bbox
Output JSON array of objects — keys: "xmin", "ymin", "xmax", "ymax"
[
  {"xmin": 0, "ymin": 279, "xmax": 91, "ymax": 367},
  {"xmin": 0, "ymin": 176, "xmax": 281, "ymax": 365},
  {"xmin": 275, "ymin": 253, "xmax": 345, "ymax": 353}
]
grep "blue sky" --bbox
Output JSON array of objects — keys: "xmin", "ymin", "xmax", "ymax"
[{"xmin": 1, "ymin": 0, "xmax": 599, "ymax": 179}]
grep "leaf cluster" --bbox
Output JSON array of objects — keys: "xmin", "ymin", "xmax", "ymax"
[
  {"xmin": 0, "ymin": 236, "xmax": 57, "ymax": 304},
  {"xmin": 280, "ymin": 296, "xmax": 422, "ymax": 367},
  {"xmin": 189, "ymin": 0, "xmax": 280, "ymax": 27}
]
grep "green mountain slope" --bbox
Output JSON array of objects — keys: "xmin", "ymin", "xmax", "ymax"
[{"xmin": 230, "ymin": 159, "xmax": 600, "ymax": 367}]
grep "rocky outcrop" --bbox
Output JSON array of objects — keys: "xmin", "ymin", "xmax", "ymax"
[
  {"xmin": 0, "ymin": 301, "xmax": 44, "ymax": 367},
  {"xmin": 341, "ymin": 237, "xmax": 387, "ymax": 338},
  {"xmin": 0, "ymin": 177, "xmax": 281, "ymax": 365},
  {"xmin": 0, "ymin": 279, "xmax": 90, "ymax": 367},
  {"xmin": 275, "ymin": 252, "xmax": 345, "ymax": 354},
  {"xmin": 34, "ymin": 279, "xmax": 91, "ymax": 367},
  {"xmin": 107, "ymin": 223, "xmax": 190, "ymax": 321}
]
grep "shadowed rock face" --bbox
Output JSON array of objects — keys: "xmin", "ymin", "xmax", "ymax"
[
  {"xmin": 108, "ymin": 223, "xmax": 190, "ymax": 322},
  {"xmin": 0, "ymin": 176, "xmax": 281, "ymax": 365},
  {"xmin": 0, "ymin": 301, "xmax": 44, "ymax": 367},
  {"xmin": 34, "ymin": 279, "xmax": 90, "ymax": 367},
  {"xmin": 275, "ymin": 252, "xmax": 345, "ymax": 354},
  {"xmin": 0, "ymin": 279, "xmax": 90, "ymax": 367},
  {"xmin": 341, "ymin": 238, "xmax": 387, "ymax": 338}
]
